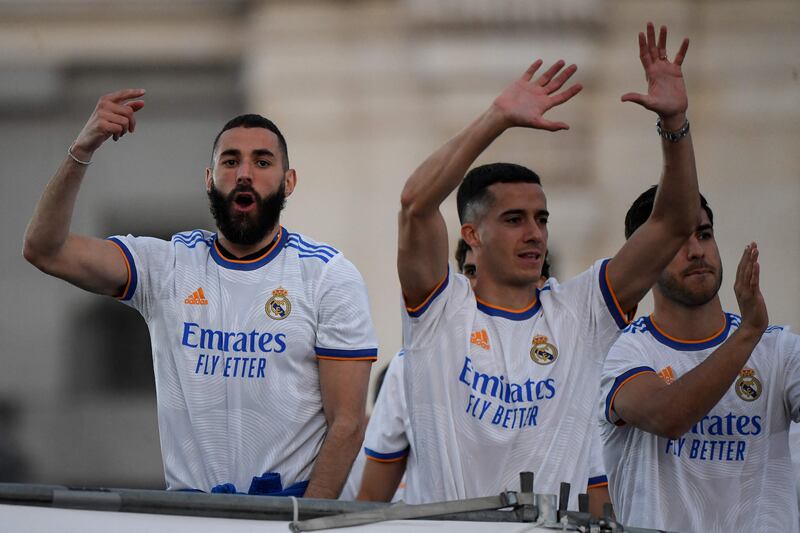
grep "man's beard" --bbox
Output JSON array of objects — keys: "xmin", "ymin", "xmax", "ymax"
[
  {"xmin": 657, "ymin": 261, "xmax": 723, "ymax": 307},
  {"xmin": 207, "ymin": 181, "xmax": 286, "ymax": 246}
]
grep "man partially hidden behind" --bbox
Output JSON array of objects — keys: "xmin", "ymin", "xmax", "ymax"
[
  {"xmin": 600, "ymin": 187, "xmax": 800, "ymax": 532},
  {"xmin": 23, "ymin": 90, "xmax": 378, "ymax": 498},
  {"xmin": 397, "ymin": 23, "xmax": 699, "ymax": 507}
]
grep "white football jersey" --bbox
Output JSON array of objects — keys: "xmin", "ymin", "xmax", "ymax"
[
  {"xmin": 402, "ymin": 259, "xmax": 628, "ymax": 508},
  {"xmin": 108, "ymin": 227, "xmax": 378, "ymax": 493},
  {"xmin": 792, "ymin": 423, "xmax": 800, "ymax": 527},
  {"xmin": 588, "ymin": 421, "xmax": 608, "ymax": 492},
  {"xmin": 362, "ymin": 351, "xmax": 414, "ymax": 502},
  {"xmin": 600, "ymin": 314, "xmax": 800, "ymax": 533}
]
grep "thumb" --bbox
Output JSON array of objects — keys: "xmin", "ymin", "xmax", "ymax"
[{"xmin": 620, "ymin": 92, "xmax": 651, "ymax": 107}]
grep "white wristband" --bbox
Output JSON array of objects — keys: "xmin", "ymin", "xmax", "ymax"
[{"xmin": 67, "ymin": 145, "xmax": 92, "ymax": 165}]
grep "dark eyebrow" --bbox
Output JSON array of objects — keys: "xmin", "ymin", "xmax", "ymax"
[
  {"xmin": 696, "ymin": 223, "xmax": 713, "ymax": 233},
  {"xmin": 499, "ymin": 208, "xmax": 550, "ymax": 218},
  {"xmin": 218, "ymin": 148, "xmax": 276, "ymax": 159},
  {"xmin": 218, "ymin": 148, "xmax": 241, "ymax": 159}
]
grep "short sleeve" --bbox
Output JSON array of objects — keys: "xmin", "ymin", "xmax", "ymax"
[
  {"xmin": 779, "ymin": 329, "xmax": 800, "ymax": 422},
  {"xmin": 401, "ymin": 266, "xmax": 473, "ymax": 351},
  {"xmin": 587, "ymin": 422, "xmax": 608, "ymax": 489},
  {"xmin": 314, "ymin": 255, "xmax": 378, "ymax": 361},
  {"xmin": 600, "ymin": 334, "xmax": 657, "ymax": 426},
  {"xmin": 546, "ymin": 258, "xmax": 634, "ymax": 365},
  {"xmin": 106, "ymin": 234, "xmax": 174, "ymax": 320},
  {"xmin": 364, "ymin": 353, "xmax": 410, "ymax": 461}
]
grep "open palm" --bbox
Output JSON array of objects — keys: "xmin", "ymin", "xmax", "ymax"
[
  {"xmin": 622, "ymin": 22, "xmax": 690, "ymax": 119},
  {"xmin": 492, "ymin": 59, "xmax": 583, "ymax": 132}
]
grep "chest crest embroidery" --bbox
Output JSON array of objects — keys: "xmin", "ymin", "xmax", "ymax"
[
  {"xmin": 265, "ymin": 287, "xmax": 292, "ymax": 320},
  {"xmin": 735, "ymin": 367, "xmax": 762, "ymax": 402},
  {"xmin": 530, "ymin": 334, "xmax": 558, "ymax": 365}
]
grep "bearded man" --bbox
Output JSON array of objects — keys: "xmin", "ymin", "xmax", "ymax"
[
  {"xmin": 600, "ymin": 186, "xmax": 800, "ymax": 532},
  {"xmin": 23, "ymin": 90, "xmax": 378, "ymax": 498}
]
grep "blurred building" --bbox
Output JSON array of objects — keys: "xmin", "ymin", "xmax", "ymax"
[{"xmin": 1, "ymin": 0, "xmax": 797, "ymax": 487}]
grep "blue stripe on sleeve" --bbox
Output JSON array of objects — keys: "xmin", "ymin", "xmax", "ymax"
[
  {"xmin": 315, "ymin": 347, "xmax": 378, "ymax": 359},
  {"xmin": 107, "ymin": 237, "xmax": 138, "ymax": 301},
  {"xmin": 588, "ymin": 475, "xmax": 608, "ymax": 487},
  {"xmin": 604, "ymin": 365, "xmax": 656, "ymax": 423},
  {"xmin": 364, "ymin": 447, "xmax": 410, "ymax": 461},
  {"xmin": 406, "ymin": 270, "xmax": 449, "ymax": 318},
  {"xmin": 599, "ymin": 258, "xmax": 630, "ymax": 330}
]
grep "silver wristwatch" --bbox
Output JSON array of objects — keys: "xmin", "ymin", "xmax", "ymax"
[{"xmin": 656, "ymin": 117, "xmax": 690, "ymax": 143}]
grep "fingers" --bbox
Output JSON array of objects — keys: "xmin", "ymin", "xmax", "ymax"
[
  {"xmin": 549, "ymin": 83, "xmax": 582, "ymax": 107},
  {"xmin": 657, "ymin": 25, "xmax": 668, "ymax": 60},
  {"xmin": 751, "ymin": 257, "xmax": 760, "ymax": 292},
  {"xmin": 636, "ymin": 32, "xmax": 651, "ymax": 69},
  {"xmin": 105, "ymin": 88, "xmax": 146, "ymax": 103},
  {"xmin": 544, "ymin": 64, "xmax": 578, "ymax": 94},
  {"xmin": 535, "ymin": 60, "xmax": 566, "ymax": 87},
  {"xmin": 95, "ymin": 91, "xmax": 146, "ymax": 140},
  {"xmin": 125, "ymin": 100, "xmax": 145, "ymax": 133},
  {"xmin": 673, "ymin": 38, "xmax": 690, "ymax": 66},
  {"xmin": 740, "ymin": 244, "xmax": 754, "ymax": 291},
  {"xmin": 734, "ymin": 243, "xmax": 748, "ymax": 288},
  {"xmin": 749, "ymin": 244, "xmax": 760, "ymax": 290},
  {"xmin": 646, "ymin": 22, "xmax": 657, "ymax": 62},
  {"xmin": 521, "ymin": 60, "xmax": 543, "ymax": 82},
  {"xmin": 102, "ymin": 103, "xmax": 135, "ymax": 140}
]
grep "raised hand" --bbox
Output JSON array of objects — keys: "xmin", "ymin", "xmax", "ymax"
[
  {"xmin": 734, "ymin": 243, "xmax": 769, "ymax": 336},
  {"xmin": 622, "ymin": 22, "xmax": 690, "ymax": 124},
  {"xmin": 492, "ymin": 59, "xmax": 583, "ymax": 132},
  {"xmin": 72, "ymin": 89, "xmax": 146, "ymax": 160}
]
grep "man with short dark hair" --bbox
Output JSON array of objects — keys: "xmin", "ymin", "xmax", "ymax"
[
  {"xmin": 397, "ymin": 22, "xmax": 699, "ymax": 506},
  {"xmin": 23, "ymin": 89, "xmax": 378, "ymax": 498},
  {"xmin": 600, "ymin": 187, "xmax": 800, "ymax": 532},
  {"xmin": 356, "ymin": 240, "xmax": 481, "ymax": 503}
]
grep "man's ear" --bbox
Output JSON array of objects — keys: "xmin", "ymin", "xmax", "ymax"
[
  {"xmin": 205, "ymin": 167, "xmax": 213, "ymax": 193},
  {"xmin": 283, "ymin": 169, "xmax": 297, "ymax": 197},
  {"xmin": 461, "ymin": 223, "xmax": 480, "ymax": 248}
]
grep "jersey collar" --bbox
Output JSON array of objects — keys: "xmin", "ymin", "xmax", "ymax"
[
  {"xmin": 476, "ymin": 291, "xmax": 541, "ymax": 321},
  {"xmin": 645, "ymin": 313, "xmax": 733, "ymax": 351},
  {"xmin": 210, "ymin": 226, "xmax": 287, "ymax": 271}
]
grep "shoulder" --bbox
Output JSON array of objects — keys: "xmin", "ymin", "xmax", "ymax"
[
  {"xmin": 170, "ymin": 229, "xmax": 215, "ymax": 250},
  {"xmin": 283, "ymin": 230, "xmax": 341, "ymax": 264},
  {"xmin": 752, "ymin": 318, "xmax": 800, "ymax": 356},
  {"xmin": 386, "ymin": 350, "xmax": 406, "ymax": 377},
  {"xmin": 621, "ymin": 316, "xmax": 650, "ymax": 336},
  {"xmin": 728, "ymin": 312, "xmax": 792, "ymax": 345},
  {"xmin": 606, "ymin": 317, "xmax": 652, "ymax": 358},
  {"xmin": 280, "ymin": 230, "xmax": 353, "ymax": 283}
]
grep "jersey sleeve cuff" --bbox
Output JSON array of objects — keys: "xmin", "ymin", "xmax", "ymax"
[
  {"xmin": 604, "ymin": 365, "xmax": 656, "ymax": 425},
  {"xmin": 587, "ymin": 475, "xmax": 608, "ymax": 489},
  {"xmin": 405, "ymin": 270, "xmax": 449, "ymax": 318},
  {"xmin": 315, "ymin": 347, "xmax": 378, "ymax": 361},
  {"xmin": 364, "ymin": 446, "xmax": 410, "ymax": 463},
  {"xmin": 107, "ymin": 237, "xmax": 137, "ymax": 301},
  {"xmin": 599, "ymin": 259, "xmax": 635, "ymax": 330}
]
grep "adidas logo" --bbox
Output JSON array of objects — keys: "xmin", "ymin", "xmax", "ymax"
[
  {"xmin": 470, "ymin": 329, "xmax": 490, "ymax": 350},
  {"xmin": 657, "ymin": 366, "xmax": 675, "ymax": 385},
  {"xmin": 184, "ymin": 288, "xmax": 208, "ymax": 305}
]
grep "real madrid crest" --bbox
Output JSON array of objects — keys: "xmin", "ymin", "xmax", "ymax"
[
  {"xmin": 735, "ymin": 368, "xmax": 762, "ymax": 402},
  {"xmin": 530, "ymin": 334, "xmax": 558, "ymax": 365},
  {"xmin": 265, "ymin": 287, "xmax": 292, "ymax": 320}
]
